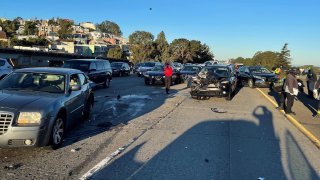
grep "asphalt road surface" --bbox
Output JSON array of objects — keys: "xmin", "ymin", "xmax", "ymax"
[{"xmin": 1, "ymin": 75, "xmax": 320, "ymax": 180}]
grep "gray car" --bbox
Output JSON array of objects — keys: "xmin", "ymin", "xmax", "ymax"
[{"xmin": 0, "ymin": 67, "xmax": 94, "ymax": 149}]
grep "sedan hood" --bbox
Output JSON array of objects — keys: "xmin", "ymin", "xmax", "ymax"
[
  {"xmin": 0, "ymin": 91, "xmax": 59, "ymax": 111},
  {"xmin": 147, "ymin": 71, "xmax": 164, "ymax": 76},
  {"xmin": 252, "ymin": 73, "xmax": 275, "ymax": 78}
]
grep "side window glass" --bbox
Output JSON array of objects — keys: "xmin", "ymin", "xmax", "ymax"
[
  {"xmin": 70, "ymin": 74, "xmax": 80, "ymax": 86},
  {"xmin": 245, "ymin": 68, "xmax": 250, "ymax": 73},
  {"xmin": 78, "ymin": 73, "xmax": 87, "ymax": 85},
  {"xmin": 96, "ymin": 62, "xmax": 102, "ymax": 71},
  {"xmin": 90, "ymin": 62, "xmax": 97, "ymax": 70}
]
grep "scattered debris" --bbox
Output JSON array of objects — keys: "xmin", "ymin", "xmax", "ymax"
[
  {"xmin": 257, "ymin": 177, "xmax": 265, "ymax": 180},
  {"xmin": 4, "ymin": 163, "xmax": 23, "ymax": 170},
  {"xmin": 71, "ymin": 148, "xmax": 81, "ymax": 152},
  {"xmin": 205, "ymin": 159, "xmax": 209, "ymax": 163},
  {"xmin": 211, "ymin": 108, "xmax": 227, "ymax": 113},
  {"xmin": 185, "ymin": 146, "xmax": 188, "ymax": 149}
]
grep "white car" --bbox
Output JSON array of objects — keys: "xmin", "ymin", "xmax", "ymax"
[{"xmin": 0, "ymin": 58, "xmax": 13, "ymax": 79}]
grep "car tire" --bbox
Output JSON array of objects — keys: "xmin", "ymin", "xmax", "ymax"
[
  {"xmin": 225, "ymin": 91, "xmax": 232, "ymax": 101},
  {"xmin": 50, "ymin": 115, "xmax": 65, "ymax": 150},
  {"xmin": 248, "ymin": 79, "xmax": 254, "ymax": 88},
  {"xmin": 103, "ymin": 78, "xmax": 110, "ymax": 88}
]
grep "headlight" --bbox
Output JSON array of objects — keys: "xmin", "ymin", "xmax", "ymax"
[
  {"xmin": 17, "ymin": 112, "xmax": 42, "ymax": 125},
  {"xmin": 143, "ymin": 72, "xmax": 149, "ymax": 77},
  {"xmin": 221, "ymin": 81, "xmax": 229, "ymax": 84}
]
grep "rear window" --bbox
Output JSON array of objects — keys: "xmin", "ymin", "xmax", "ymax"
[{"xmin": 63, "ymin": 61, "xmax": 90, "ymax": 72}]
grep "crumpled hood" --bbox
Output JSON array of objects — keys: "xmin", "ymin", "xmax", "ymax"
[{"xmin": 0, "ymin": 91, "xmax": 58, "ymax": 111}]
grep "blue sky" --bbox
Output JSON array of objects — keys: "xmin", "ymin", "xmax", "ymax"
[{"xmin": 1, "ymin": 0, "xmax": 319, "ymax": 65}]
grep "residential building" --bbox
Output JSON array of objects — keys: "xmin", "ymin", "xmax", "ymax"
[
  {"xmin": 16, "ymin": 26, "xmax": 25, "ymax": 35},
  {"xmin": 0, "ymin": 18, "xmax": 8, "ymax": 22},
  {"xmin": 49, "ymin": 41, "xmax": 74, "ymax": 53},
  {"xmin": 17, "ymin": 35, "xmax": 38, "ymax": 40},
  {"xmin": 0, "ymin": 31, "xmax": 7, "ymax": 40},
  {"xmin": 80, "ymin": 22, "xmax": 96, "ymax": 31},
  {"xmin": 0, "ymin": 26, "xmax": 2, "ymax": 31},
  {"xmin": 103, "ymin": 38, "xmax": 120, "ymax": 45},
  {"xmin": 88, "ymin": 31, "xmax": 101, "ymax": 40},
  {"xmin": 74, "ymin": 44, "xmax": 94, "ymax": 56},
  {"xmin": 72, "ymin": 25, "xmax": 84, "ymax": 34}
]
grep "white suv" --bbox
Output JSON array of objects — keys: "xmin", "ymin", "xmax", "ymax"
[{"xmin": 0, "ymin": 58, "xmax": 13, "ymax": 79}]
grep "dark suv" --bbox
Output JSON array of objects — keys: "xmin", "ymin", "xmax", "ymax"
[{"xmin": 63, "ymin": 59, "xmax": 112, "ymax": 88}]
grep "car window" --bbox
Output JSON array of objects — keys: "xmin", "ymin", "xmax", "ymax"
[
  {"xmin": 90, "ymin": 62, "xmax": 97, "ymax": 70},
  {"xmin": 70, "ymin": 74, "xmax": 80, "ymax": 86},
  {"xmin": 0, "ymin": 72, "xmax": 65, "ymax": 93},
  {"xmin": 96, "ymin": 61, "xmax": 103, "ymax": 71},
  {"xmin": 63, "ymin": 61, "xmax": 90, "ymax": 72},
  {"xmin": 78, "ymin": 73, "xmax": 87, "ymax": 85}
]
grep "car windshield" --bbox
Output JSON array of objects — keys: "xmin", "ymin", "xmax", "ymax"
[
  {"xmin": 182, "ymin": 66, "xmax": 200, "ymax": 71},
  {"xmin": 200, "ymin": 66, "xmax": 229, "ymax": 77},
  {"xmin": 142, "ymin": 62, "xmax": 156, "ymax": 67},
  {"xmin": 250, "ymin": 67, "xmax": 271, "ymax": 74},
  {"xmin": 63, "ymin": 61, "xmax": 90, "ymax": 72},
  {"xmin": 152, "ymin": 65, "xmax": 164, "ymax": 71},
  {"xmin": 0, "ymin": 72, "xmax": 65, "ymax": 93},
  {"xmin": 111, "ymin": 63, "xmax": 122, "ymax": 67}
]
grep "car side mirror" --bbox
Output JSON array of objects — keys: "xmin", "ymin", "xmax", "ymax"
[{"xmin": 70, "ymin": 85, "xmax": 81, "ymax": 91}]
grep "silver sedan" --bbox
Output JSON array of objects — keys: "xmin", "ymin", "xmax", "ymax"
[{"xmin": 0, "ymin": 67, "xmax": 94, "ymax": 149}]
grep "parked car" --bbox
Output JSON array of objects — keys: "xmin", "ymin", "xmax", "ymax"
[
  {"xmin": 136, "ymin": 62, "xmax": 161, "ymax": 77},
  {"xmin": 144, "ymin": 65, "xmax": 181, "ymax": 85},
  {"xmin": 179, "ymin": 65, "xmax": 202, "ymax": 87},
  {"xmin": 111, "ymin": 62, "xmax": 131, "ymax": 77},
  {"xmin": 133, "ymin": 63, "xmax": 142, "ymax": 73},
  {"xmin": 0, "ymin": 58, "xmax": 13, "ymax": 80},
  {"xmin": 0, "ymin": 67, "xmax": 94, "ymax": 149},
  {"xmin": 171, "ymin": 62, "xmax": 183, "ymax": 71},
  {"xmin": 237, "ymin": 66, "xmax": 277, "ymax": 88},
  {"xmin": 63, "ymin": 59, "xmax": 112, "ymax": 88},
  {"xmin": 190, "ymin": 64, "xmax": 237, "ymax": 100}
]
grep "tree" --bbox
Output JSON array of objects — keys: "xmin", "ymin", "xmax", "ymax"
[
  {"xmin": 57, "ymin": 19, "xmax": 74, "ymax": 39},
  {"xmin": 24, "ymin": 21, "xmax": 38, "ymax": 35},
  {"xmin": 169, "ymin": 38, "xmax": 192, "ymax": 63},
  {"xmin": 276, "ymin": 43, "xmax": 291, "ymax": 68},
  {"xmin": 107, "ymin": 46, "xmax": 123, "ymax": 59},
  {"xmin": 154, "ymin": 31, "xmax": 169, "ymax": 62},
  {"xmin": 129, "ymin": 31, "xmax": 155, "ymax": 63},
  {"xmin": 251, "ymin": 51, "xmax": 278, "ymax": 69},
  {"xmin": 0, "ymin": 20, "xmax": 19, "ymax": 37},
  {"xmin": 97, "ymin": 20, "xmax": 122, "ymax": 36}
]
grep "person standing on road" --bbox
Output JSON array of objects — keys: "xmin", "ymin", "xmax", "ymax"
[
  {"xmin": 274, "ymin": 67, "xmax": 287, "ymax": 110},
  {"xmin": 164, "ymin": 62, "xmax": 173, "ymax": 94},
  {"xmin": 306, "ymin": 67, "xmax": 317, "ymax": 98},
  {"xmin": 284, "ymin": 70, "xmax": 299, "ymax": 115},
  {"xmin": 314, "ymin": 76, "xmax": 320, "ymax": 118}
]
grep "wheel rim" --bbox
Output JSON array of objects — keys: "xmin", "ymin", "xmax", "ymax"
[
  {"xmin": 249, "ymin": 80, "xmax": 253, "ymax": 87},
  {"xmin": 53, "ymin": 118, "xmax": 64, "ymax": 145}
]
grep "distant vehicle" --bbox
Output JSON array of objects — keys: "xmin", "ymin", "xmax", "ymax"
[
  {"xmin": 237, "ymin": 66, "xmax": 277, "ymax": 88},
  {"xmin": 133, "ymin": 63, "xmax": 142, "ymax": 73},
  {"xmin": 179, "ymin": 65, "xmax": 202, "ymax": 87},
  {"xmin": 190, "ymin": 64, "xmax": 237, "ymax": 100},
  {"xmin": 0, "ymin": 67, "xmax": 94, "ymax": 149},
  {"xmin": 144, "ymin": 65, "xmax": 181, "ymax": 85},
  {"xmin": 111, "ymin": 62, "xmax": 131, "ymax": 77},
  {"xmin": 171, "ymin": 62, "xmax": 183, "ymax": 71},
  {"xmin": 136, "ymin": 61, "xmax": 161, "ymax": 77},
  {"xmin": 63, "ymin": 59, "xmax": 112, "ymax": 88},
  {"xmin": 0, "ymin": 58, "xmax": 13, "ymax": 80},
  {"xmin": 204, "ymin": 60, "xmax": 218, "ymax": 66}
]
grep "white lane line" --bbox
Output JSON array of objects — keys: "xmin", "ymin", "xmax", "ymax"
[{"xmin": 79, "ymin": 148, "xmax": 124, "ymax": 180}]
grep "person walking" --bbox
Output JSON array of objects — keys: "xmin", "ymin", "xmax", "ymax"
[
  {"xmin": 164, "ymin": 62, "xmax": 173, "ymax": 94},
  {"xmin": 314, "ymin": 76, "xmax": 320, "ymax": 118},
  {"xmin": 284, "ymin": 70, "xmax": 299, "ymax": 115},
  {"xmin": 274, "ymin": 67, "xmax": 287, "ymax": 110},
  {"xmin": 306, "ymin": 67, "xmax": 317, "ymax": 98}
]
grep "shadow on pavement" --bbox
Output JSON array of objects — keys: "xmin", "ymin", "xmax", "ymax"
[{"xmin": 90, "ymin": 106, "xmax": 319, "ymax": 179}]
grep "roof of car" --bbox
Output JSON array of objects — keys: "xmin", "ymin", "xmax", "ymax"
[
  {"xmin": 14, "ymin": 67, "xmax": 83, "ymax": 74},
  {"xmin": 66, "ymin": 59, "xmax": 109, "ymax": 62},
  {"xmin": 206, "ymin": 64, "xmax": 230, "ymax": 68}
]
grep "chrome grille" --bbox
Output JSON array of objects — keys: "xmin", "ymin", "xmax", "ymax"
[{"xmin": 0, "ymin": 112, "xmax": 13, "ymax": 135}]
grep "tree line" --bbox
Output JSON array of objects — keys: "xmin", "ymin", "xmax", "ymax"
[{"xmin": 230, "ymin": 43, "xmax": 291, "ymax": 69}]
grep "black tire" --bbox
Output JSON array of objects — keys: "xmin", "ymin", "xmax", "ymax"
[
  {"xmin": 50, "ymin": 115, "xmax": 65, "ymax": 149},
  {"xmin": 225, "ymin": 91, "xmax": 232, "ymax": 101},
  {"xmin": 248, "ymin": 79, "xmax": 254, "ymax": 88},
  {"xmin": 103, "ymin": 78, "xmax": 110, "ymax": 88}
]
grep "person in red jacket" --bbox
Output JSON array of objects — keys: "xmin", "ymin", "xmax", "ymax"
[{"xmin": 164, "ymin": 62, "xmax": 173, "ymax": 94}]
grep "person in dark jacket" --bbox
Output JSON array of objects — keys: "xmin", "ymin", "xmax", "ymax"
[
  {"xmin": 164, "ymin": 62, "xmax": 173, "ymax": 94},
  {"xmin": 306, "ymin": 68, "xmax": 317, "ymax": 98},
  {"xmin": 284, "ymin": 70, "xmax": 298, "ymax": 115}
]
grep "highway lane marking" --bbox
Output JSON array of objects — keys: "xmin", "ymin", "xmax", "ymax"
[{"xmin": 256, "ymin": 88, "xmax": 320, "ymax": 149}]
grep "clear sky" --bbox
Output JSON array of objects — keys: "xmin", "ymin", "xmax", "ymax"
[{"xmin": 1, "ymin": 0, "xmax": 319, "ymax": 65}]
